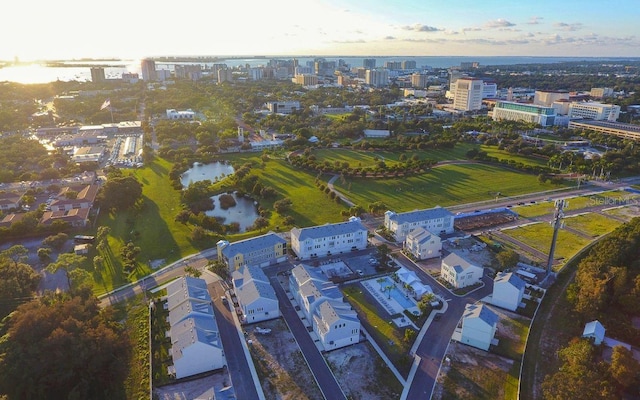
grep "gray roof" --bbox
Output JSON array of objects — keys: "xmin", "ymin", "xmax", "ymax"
[
  {"xmin": 463, "ymin": 304, "xmax": 498, "ymax": 326},
  {"xmin": 442, "ymin": 252, "xmax": 478, "ymax": 274},
  {"xmin": 583, "ymin": 320, "xmax": 605, "ymax": 337},
  {"xmin": 170, "ymin": 315, "xmax": 219, "ymax": 342},
  {"xmin": 386, "ymin": 206, "xmax": 453, "ymax": 225},
  {"xmin": 407, "ymin": 227, "xmax": 436, "ymax": 244},
  {"xmin": 221, "ymin": 232, "xmax": 286, "ymax": 258},
  {"xmin": 171, "ymin": 320, "xmax": 222, "ymax": 362},
  {"xmin": 291, "ymin": 218, "xmax": 367, "ymax": 241},
  {"xmin": 315, "ymin": 300, "xmax": 359, "ymax": 328},
  {"xmin": 168, "ymin": 299, "xmax": 214, "ymax": 327},
  {"xmin": 233, "ymin": 265, "xmax": 277, "ymax": 305},
  {"xmin": 494, "ymin": 272, "xmax": 526, "ymax": 290},
  {"xmin": 166, "ymin": 277, "xmax": 211, "ymax": 311},
  {"xmin": 292, "ymin": 264, "xmax": 342, "ymax": 301}
]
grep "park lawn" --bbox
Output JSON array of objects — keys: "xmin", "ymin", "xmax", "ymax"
[
  {"xmin": 334, "ymin": 163, "xmax": 564, "ymax": 211},
  {"xmin": 563, "ymin": 212, "xmax": 622, "ymax": 237},
  {"xmin": 314, "ymin": 143, "xmax": 474, "ymax": 167},
  {"xmin": 93, "ymin": 158, "xmax": 199, "ymax": 294},
  {"xmin": 514, "ymin": 193, "xmax": 605, "ymax": 219},
  {"xmin": 501, "ymin": 223, "xmax": 591, "ymax": 264},
  {"xmin": 480, "ymin": 145, "xmax": 549, "ymax": 168},
  {"xmin": 218, "ymin": 154, "xmax": 348, "ymax": 228}
]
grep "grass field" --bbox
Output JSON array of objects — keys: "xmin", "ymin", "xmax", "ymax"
[
  {"xmin": 563, "ymin": 213, "xmax": 623, "ymax": 237},
  {"xmin": 514, "ymin": 190, "xmax": 639, "ymax": 218},
  {"xmin": 480, "ymin": 145, "xmax": 549, "ymax": 168},
  {"xmin": 334, "ymin": 163, "xmax": 565, "ymax": 211},
  {"xmin": 501, "ymin": 223, "xmax": 591, "ymax": 265},
  {"xmin": 314, "ymin": 144, "xmax": 474, "ymax": 166}
]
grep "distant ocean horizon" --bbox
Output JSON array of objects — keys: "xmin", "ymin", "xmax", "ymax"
[{"xmin": 1, "ymin": 55, "xmax": 638, "ymax": 84}]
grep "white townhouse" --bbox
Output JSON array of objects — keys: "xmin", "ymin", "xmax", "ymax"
[
  {"xmin": 164, "ymin": 276, "xmax": 225, "ymax": 379},
  {"xmin": 460, "ymin": 304, "xmax": 498, "ymax": 351},
  {"xmin": 404, "ymin": 227, "xmax": 442, "ymax": 260},
  {"xmin": 582, "ymin": 320, "xmax": 606, "ymax": 345},
  {"xmin": 289, "ymin": 264, "xmax": 343, "ymax": 320},
  {"xmin": 232, "ymin": 265, "xmax": 280, "ymax": 324},
  {"xmin": 217, "ymin": 232, "xmax": 287, "ymax": 271},
  {"xmin": 440, "ymin": 253, "xmax": 483, "ymax": 289},
  {"xmin": 313, "ymin": 300, "xmax": 361, "ymax": 351},
  {"xmin": 491, "ymin": 272, "xmax": 526, "ymax": 311},
  {"xmin": 384, "ymin": 206, "xmax": 454, "ymax": 243},
  {"xmin": 290, "ymin": 216, "xmax": 368, "ymax": 260}
]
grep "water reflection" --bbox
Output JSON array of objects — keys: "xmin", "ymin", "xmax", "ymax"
[
  {"xmin": 205, "ymin": 192, "xmax": 259, "ymax": 232},
  {"xmin": 180, "ymin": 162, "xmax": 234, "ymax": 187}
]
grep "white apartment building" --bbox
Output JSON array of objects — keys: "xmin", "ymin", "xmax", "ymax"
[
  {"xmin": 404, "ymin": 227, "xmax": 442, "ymax": 260},
  {"xmin": 365, "ymin": 69, "xmax": 389, "ymax": 88},
  {"xmin": 290, "ymin": 217, "xmax": 368, "ymax": 260},
  {"xmin": 441, "ymin": 253, "xmax": 483, "ymax": 289},
  {"xmin": 384, "ymin": 206, "xmax": 454, "ymax": 243},
  {"xmin": 232, "ymin": 265, "xmax": 280, "ymax": 323},
  {"xmin": 569, "ymin": 102, "xmax": 620, "ymax": 121},
  {"xmin": 453, "ymin": 78, "xmax": 483, "ymax": 111}
]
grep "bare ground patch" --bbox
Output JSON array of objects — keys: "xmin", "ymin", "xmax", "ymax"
[
  {"xmin": 325, "ymin": 341, "xmax": 403, "ymax": 400},
  {"xmin": 246, "ymin": 318, "xmax": 323, "ymax": 400}
]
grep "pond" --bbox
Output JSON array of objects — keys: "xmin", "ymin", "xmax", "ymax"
[
  {"xmin": 205, "ymin": 192, "xmax": 260, "ymax": 232},
  {"xmin": 180, "ymin": 162, "xmax": 234, "ymax": 187}
]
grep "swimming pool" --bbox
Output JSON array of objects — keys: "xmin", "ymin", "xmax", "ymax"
[
  {"xmin": 361, "ymin": 276, "xmax": 419, "ymax": 315},
  {"xmin": 377, "ymin": 277, "xmax": 417, "ymax": 309}
]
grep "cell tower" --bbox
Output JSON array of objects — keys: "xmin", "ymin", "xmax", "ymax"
[{"xmin": 546, "ymin": 199, "xmax": 567, "ymax": 274}]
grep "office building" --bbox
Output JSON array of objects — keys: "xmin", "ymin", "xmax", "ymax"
[
  {"xmin": 492, "ymin": 101, "xmax": 556, "ymax": 126},
  {"xmin": 569, "ymin": 102, "xmax": 620, "ymax": 121},
  {"xmin": 265, "ymin": 101, "xmax": 301, "ymax": 114},
  {"xmin": 453, "ymin": 78, "xmax": 483, "ymax": 111},
  {"xmin": 533, "ymin": 90, "xmax": 570, "ymax": 107},
  {"xmin": 411, "ymin": 73, "xmax": 429, "ymax": 88},
  {"xmin": 590, "ymin": 87, "xmax": 614, "ymax": 99},
  {"xmin": 294, "ymin": 74, "xmax": 318, "ymax": 86},
  {"xmin": 568, "ymin": 120, "xmax": 640, "ymax": 141},
  {"xmin": 141, "ymin": 59, "xmax": 156, "ymax": 81}
]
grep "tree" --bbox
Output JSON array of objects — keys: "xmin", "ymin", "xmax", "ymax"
[
  {"xmin": 184, "ymin": 265, "xmax": 202, "ymax": 278},
  {"xmin": 0, "ymin": 258, "xmax": 40, "ymax": 317},
  {"xmin": 46, "ymin": 253, "xmax": 87, "ymax": 290},
  {"xmin": 0, "ymin": 245, "xmax": 28, "ymax": 266},
  {"xmin": 273, "ymin": 198, "xmax": 293, "ymax": 214},
  {"xmin": 496, "ymin": 249, "xmax": 520, "ymax": 271},
  {"xmin": 97, "ymin": 175, "xmax": 143, "ymax": 211},
  {"xmin": 252, "ymin": 217, "xmax": 269, "ymax": 232},
  {"xmin": 208, "ymin": 260, "xmax": 230, "ymax": 281},
  {"xmin": 37, "ymin": 247, "xmax": 52, "ymax": 263},
  {"xmin": 42, "ymin": 232, "xmax": 69, "ymax": 250},
  {"xmin": 609, "ymin": 345, "xmax": 639, "ymax": 390},
  {"xmin": 404, "ymin": 328, "xmax": 416, "ymax": 344},
  {"xmin": 0, "ymin": 289, "xmax": 131, "ymax": 399}
]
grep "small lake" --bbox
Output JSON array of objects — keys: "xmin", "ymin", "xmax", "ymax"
[
  {"xmin": 180, "ymin": 162, "xmax": 234, "ymax": 187},
  {"xmin": 205, "ymin": 192, "xmax": 259, "ymax": 232}
]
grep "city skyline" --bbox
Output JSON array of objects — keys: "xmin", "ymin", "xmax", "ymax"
[{"xmin": 4, "ymin": 0, "xmax": 640, "ymax": 61}]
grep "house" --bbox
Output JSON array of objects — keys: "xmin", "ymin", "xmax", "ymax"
[
  {"xmin": 74, "ymin": 243, "xmax": 90, "ymax": 255},
  {"xmin": 460, "ymin": 304, "xmax": 499, "ymax": 351},
  {"xmin": 289, "ymin": 264, "xmax": 343, "ymax": 320},
  {"xmin": 441, "ymin": 253, "xmax": 483, "ymax": 289},
  {"xmin": 313, "ymin": 300, "xmax": 361, "ymax": 351},
  {"xmin": 164, "ymin": 276, "xmax": 225, "ymax": 379},
  {"xmin": 395, "ymin": 266, "xmax": 432, "ymax": 300},
  {"xmin": 0, "ymin": 191, "xmax": 23, "ymax": 211},
  {"xmin": 404, "ymin": 227, "xmax": 442, "ymax": 260},
  {"xmin": 582, "ymin": 320, "xmax": 606, "ymax": 345},
  {"xmin": 384, "ymin": 206, "xmax": 454, "ymax": 242},
  {"xmin": 232, "ymin": 265, "xmax": 280, "ymax": 323},
  {"xmin": 0, "ymin": 212, "xmax": 26, "ymax": 228},
  {"xmin": 49, "ymin": 184, "xmax": 99, "ymax": 212},
  {"xmin": 216, "ymin": 232, "xmax": 287, "ymax": 271},
  {"xmin": 364, "ymin": 129, "xmax": 390, "ymax": 138},
  {"xmin": 491, "ymin": 272, "xmax": 526, "ymax": 311},
  {"xmin": 290, "ymin": 216, "xmax": 368, "ymax": 260},
  {"xmin": 39, "ymin": 208, "xmax": 91, "ymax": 227},
  {"xmin": 168, "ymin": 315, "xmax": 224, "ymax": 379}
]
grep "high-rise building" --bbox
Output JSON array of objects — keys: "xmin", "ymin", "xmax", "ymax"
[
  {"xmin": 249, "ymin": 68, "xmax": 264, "ymax": 81},
  {"xmin": 217, "ymin": 69, "xmax": 233, "ymax": 83},
  {"xmin": 90, "ymin": 67, "xmax": 105, "ymax": 82},
  {"xmin": 294, "ymin": 74, "xmax": 318, "ymax": 86},
  {"xmin": 533, "ymin": 90, "xmax": 570, "ymax": 107},
  {"xmin": 365, "ymin": 69, "xmax": 389, "ymax": 88},
  {"xmin": 569, "ymin": 102, "xmax": 620, "ymax": 121},
  {"xmin": 363, "ymin": 58, "xmax": 376, "ymax": 69},
  {"xmin": 175, "ymin": 64, "xmax": 202, "ymax": 81},
  {"xmin": 384, "ymin": 61, "xmax": 402, "ymax": 70},
  {"xmin": 453, "ymin": 78, "xmax": 483, "ymax": 111},
  {"xmin": 402, "ymin": 60, "xmax": 417, "ymax": 70},
  {"xmin": 141, "ymin": 59, "xmax": 156, "ymax": 81},
  {"xmin": 411, "ymin": 73, "xmax": 429, "ymax": 88}
]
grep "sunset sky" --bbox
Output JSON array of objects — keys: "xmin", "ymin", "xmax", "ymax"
[{"xmin": 4, "ymin": 0, "xmax": 640, "ymax": 61}]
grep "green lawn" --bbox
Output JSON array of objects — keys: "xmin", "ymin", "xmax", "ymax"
[
  {"xmin": 501, "ymin": 223, "xmax": 591, "ymax": 265},
  {"xmin": 314, "ymin": 143, "xmax": 474, "ymax": 166},
  {"xmin": 563, "ymin": 213, "xmax": 622, "ymax": 237},
  {"xmin": 480, "ymin": 145, "xmax": 550, "ymax": 168},
  {"xmin": 334, "ymin": 163, "xmax": 565, "ymax": 211},
  {"xmin": 515, "ymin": 191, "xmax": 640, "ymax": 219}
]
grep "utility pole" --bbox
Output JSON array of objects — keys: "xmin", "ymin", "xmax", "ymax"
[{"xmin": 546, "ymin": 199, "xmax": 566, "ymax": 275}]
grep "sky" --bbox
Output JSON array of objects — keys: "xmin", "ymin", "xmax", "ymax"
[{"xmin": 4, "ymin": 0, "xmax": 640, "ymax": 61}]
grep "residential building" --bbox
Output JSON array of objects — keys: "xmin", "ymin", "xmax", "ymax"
[
  {"xmin": 365, "ymin": 69, "xmax": 389, "ymax": 88},
  {"xmin": 141, "ymin": 59, "xmax": 156, "ymax": 81},
  {"xmin": 217, "ymin": 68, "xmax": 233, "ymax": 83},
  {"xmin": 459, "ymin": 304, "xmax": 498, "ymax": 351},
  {"xmin": 290, "ymin": 216, "xmax": 368, "ymax": 260},
  {"xmin": 492, "ymin": 101, "xmax": 557, "ymax": 127},
  {"xmin": 401, "ymin": 60, "xmax": 417, "ymax": 70},
  {"xmin": 533, "ymin": 90, "xmax": 570, "ymax": 107},
  {"xmin": 294, "ymin": 74, "xmax": 318, "ymax": 86},
  {"xmin": 384, "ymin": 61, "xmax": 401, "ymax": 70},
  {"xmin": 265, "ymin": 101, "xmax": 301, "ymax": 114},
  {"xmin": 313, "ymin": 300, "xmax": 360, "ymax": 351},
  {"xmin": 40, "ymin": 208, "xmax": 90, "ymax": 227},
  {"xmin": 440, "ymin": 253, "xmax": 483, "ymax": 289},
  {"xmin": 289, "ymin": 264, "xmax": 344, "ymax": 319},
  {"xmin": 411, "ymin": 73, "xmax": 429, "ymax": 88},
  {"xmin": 363, "ymin": 129, "xmax": 390, "ymax": 138},
  {"xmin": 568, "ymin": 120, "xmax": 640, "ymax": 141},
  {"xmin": 216, "ymin": 232, "xmax": 287, "ymax": 271},
  {"xmin": 90, "ymin": 67, "xmax": 105, "ymax": 82},
  {"xmin": 166, "ymin": 109, "xmax": 195, "ymax": 120},
  {"xmin": 582, "ymin": 320, "xmax": 606, "ymax": 345},
  {"xmin": 569, "ymin": 102, "xmax": 620, "ymax": 121},
  {"xmin": 0, "ymin": 213, "xmax": 25, "ymax": 228},
  {"xmin": 590, "ymin": 87, "xmax": 614, "ymax": 99},
  {"xmin": 49, "ymin": 184, "xmax": 98, "ymax": 212},
  {"xmin": 121, "ymin": 72, "xmax": 139, "ymax": 84},
  {"xmin": 404, "ymin": 227, "xmax": 442, "ymax": 260},
  {"xmin": 384, "ymin": 206, "xmax": 454, "ymax": 242},
  {"xmin": 232, "ymin": 265, "xmax": 279, "ymax": 324},
  {"xmin": 175, "ymin": 64, "xmax": 202, "ymax": 81},
  {"xmin": 164, "ymin": 276, "xmax": 225, "ymax": 379},
  {"xmin": 0, "ymin": 191, "xmax": 23, "ymax": 211},
  {"xmin": 453, "ymin": 78, "xmax": 483, "ymax": 111},
  {"xmin": 491, "ymin": 272, "xmax": 525, "ymax": 311},
  {"xmin": 363, "ymin": 58, "xmax": 376, "ymax": 69}
]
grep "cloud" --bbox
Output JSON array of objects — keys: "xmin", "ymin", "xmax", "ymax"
[
  {"xmin": 401, "ymin": 24, "xmax": 440, "ymax": 32},
  {"xmin": 462, "ymin": 27, "xmax": 483, "ymax": 32},
  {"xmin": 555, "ymin": 22, "xmax": 583, "ymax": 31},
  {"xmin": 527, "ymin": 16, "xmax": 543, "ymax": 25},
  {"xmin": 384, "ymin": 36, "xmax": 396, "ymax": 40},
  {"xmin": 485, "ymin": 19, "xmax": 516, "ymax": 28}
]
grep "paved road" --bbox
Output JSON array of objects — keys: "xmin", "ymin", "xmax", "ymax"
[
  {"xmin": 209, "ymin": 281, "xmax": 260, "ymax": 400},
  {"xmin": 265, "ymin": 268, "xmax": 347, "ymax": 400}
]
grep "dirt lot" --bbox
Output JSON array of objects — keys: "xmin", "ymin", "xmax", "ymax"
[
  {"xmin": 325, "ymin": 341, "xmax": 403, "ymax": 400},
  {"xmin": 443, "ymin": 236, "xmax": 496, "ymax": 269},
  {"xmin": 246, "ymin": 318, "xmax": 323, "ymax": 400},
  {"xmin": 154, "ymin": 371, "xmax": 233, "ymax": 400},
  {"xmin": 455, "ymin": 211, "xmax": 518, "ymax": 231}
]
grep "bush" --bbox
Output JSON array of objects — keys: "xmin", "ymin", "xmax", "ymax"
[{"xmin": 218, "ymin": 194, "xmax": 237, "ymax": 210}]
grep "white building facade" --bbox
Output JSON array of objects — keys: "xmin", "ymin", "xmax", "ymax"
[
  {"xmin": 453, "ymin": 78, "xmax": 483, "ymax": 111},
  {"xmin": 491, "ymin": 272, "xmax": 526, "ymax": 311},
  {"xmin": 440, "ymin": 253, "xmax": 483, "ymax": 289},
  {"xmin": 232, "ymin": 265, "xmax": 280, "ymax": 323},
  {"xmin": 404, "ymin": 227, "xmax": 442, "ymax": 260},
  {"xmin": 290, "ymin": 217, "xmax": 368, "ymax": 260},
  {"xmin": 217, "ymin": 232, "xmax": 287, "ymax": 271},
  {"xmin": 569, "ymin": 102, "xmax": 620, "ymax": 121},
  {"xmin": 492, "ymin": 101, "xmax": 557, "ymax": 127},
  {"xmin": 384, "ymin": 206, "xmax": 454, "ymax": 243},
  {"xmin": 460, "ymin": 304, "xmax": 498, "ymax": 351}
]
